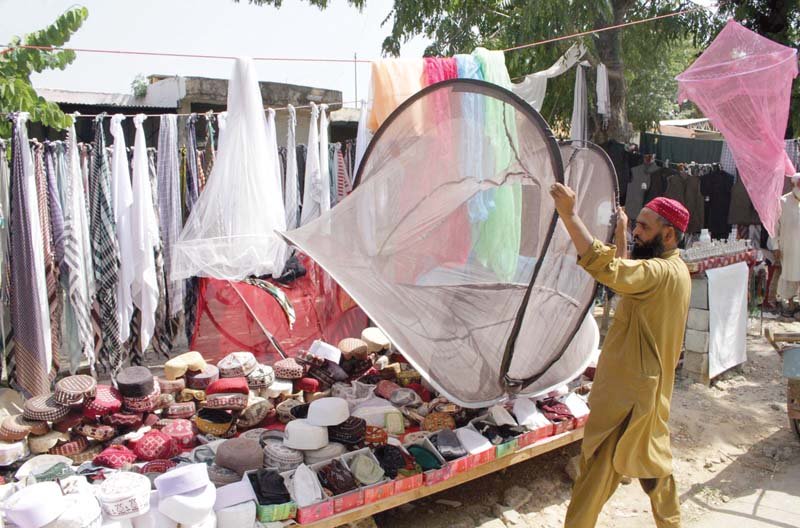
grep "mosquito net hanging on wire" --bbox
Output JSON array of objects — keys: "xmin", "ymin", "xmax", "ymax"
[
  {"xmin": 171, "ymin": 57, "xmax": 288, "ymax": 281},
  {"xmin": 676, "ymin": 19, "xmax": 798, "ymax": 237},
  {"xmin": 281, "ymin": 80, "xmax": 617, "ymax": 407}
]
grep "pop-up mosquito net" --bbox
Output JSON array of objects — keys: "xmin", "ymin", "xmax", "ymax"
[
  {"xmin": 281, "ymin": 80, "xmax": 617, "ymax": 406},
  {"xmin": 171, "ymin": 58, "xmax": 288, "ymax": 281},
  {"xmin": 676, "ymin": 19, "xmax": 798, "ymax": 236}
]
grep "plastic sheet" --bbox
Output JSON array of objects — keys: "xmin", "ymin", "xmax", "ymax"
[
  {"xmin": 191, "ymin": 254, "xmax": 368, "ymax": 365},
  {"xmin": 281, "ymin": 80, "xmax": 617, "ymax": 406}
]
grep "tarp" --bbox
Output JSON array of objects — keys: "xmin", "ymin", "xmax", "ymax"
[
  {"xmin": 281, "ymin": 80, "xmax": 617, "ymax": 407},
  {"xmin": 190, "ymin": 254, "xmax": 368, "ymax": 365}
]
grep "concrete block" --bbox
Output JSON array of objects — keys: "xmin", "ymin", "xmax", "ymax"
[
  {"xmin": 683, "ymin": 350, "xmax": 709, "ymax": 374},
  {"xmin": 685, "ymin": 329, "xmax": 709, "ymax": 353},
  {"xmin": 687, "ymin": 308, "xmax": 710, "ymax": 331},
  {"xmin": 690, "ymin": 277, "xmax": 709, "ymax": 309}
]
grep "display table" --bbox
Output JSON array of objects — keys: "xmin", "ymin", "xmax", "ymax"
[
  {"xmin": 684, "ymin": 253, "xmax": 753, "ymax": 384},
  {"xmin": 299, "ymin": 427, "xmax": 585, "ymax": 528}
]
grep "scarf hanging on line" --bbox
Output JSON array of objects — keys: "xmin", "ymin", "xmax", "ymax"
[
  {"xmin": 183, "ymin": 115, "xmax": 201, "ymax": 346},
  {"xmin": 88, "ymin": 115, "xmax": 123, "ymax": 373},
  {"xmin": 7, "ymin": 113, "xmax": 53, "ymax": 395},
  {"xmin": 34, "ymin": 142, "xmax": 62, "ymax": 381},
  {"xmin": 61, "ymin": 126, "xmax": 96, "ymax": 374}
]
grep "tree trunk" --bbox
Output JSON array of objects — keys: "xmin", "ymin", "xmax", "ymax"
[{"xmin": 591, "ymin": 0, "xmax": 635, "ymax": 144}]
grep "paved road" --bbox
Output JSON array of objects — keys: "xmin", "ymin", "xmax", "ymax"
[{"xmin": 688, "ymin": 460, "xmax": 800, "ymax": 528}]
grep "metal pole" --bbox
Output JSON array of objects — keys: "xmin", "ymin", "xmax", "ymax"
[{"xmin": 354, "ymin": 52, "xmax": 358, "ymax": 104}]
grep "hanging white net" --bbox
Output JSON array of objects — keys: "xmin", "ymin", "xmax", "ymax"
[
  {"xmin": 281, "ymin": 80, "xmax": 617, "ymax": 406},
  {"xmin": 171, "ymin": 58, "xmax": 288, "ymax": 281}
]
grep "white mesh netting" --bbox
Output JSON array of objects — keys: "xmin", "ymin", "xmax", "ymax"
[
  {"xmin": 171, "ymin": 58, "xmax": 288, "ymax": 281},
  {"xmin": 676, "ymin": 19, "xmax": 798, "ymax": 236},
  {"xmin": 281, "ymin": 80, "xmax": 617, "ymax": 406}
]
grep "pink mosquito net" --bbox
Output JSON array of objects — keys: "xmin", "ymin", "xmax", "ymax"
[
  {"xmin": 676, "ymin": 19, "xmax": 798, "ymax": 236},
  {"xmin": 281, "ymin": 80, "xmax": 617, "ymax": 406}
]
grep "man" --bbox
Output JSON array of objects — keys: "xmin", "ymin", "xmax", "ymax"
[
  {"xmin": 770, "ymin": 174, "xmax": 800, "ymax": 316},
  {"xmin": 549, "ymin": 183, "xmax": 691, "ymax": 528}
]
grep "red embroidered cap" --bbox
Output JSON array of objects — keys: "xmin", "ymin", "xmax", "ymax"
[{"xmin": 643, "ymin": 197, "xmax": 690, "ymax": 233}]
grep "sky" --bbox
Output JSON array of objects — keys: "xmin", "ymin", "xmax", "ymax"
[{"xmin": 0, "ymin": 0, "xmax": 432, "ymax": 107}]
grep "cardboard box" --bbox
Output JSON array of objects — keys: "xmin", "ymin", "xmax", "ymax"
[
  {"xmin": 341, "ymin": 448, "xmax": 395, "ymax": 505},
  {"xmin": 241, "ymin": 470, "xmax": 296, "ymax": 522},
  {"xmin": 404, "ymin": 437, "xmax": 451, "ymax": 486},
  {"xmin": 255, "ymin": 502, "xmax": 297, "ymax": 523},
  {"xmin": 495, "ymin": 438, "xmax": 518, "ymax": 458},
  {"xmin": 280, "ymin": 469, "xmax": 334, "ymax": 524},
  {"xmin": 309, "ymin": 460, "xmax": 365, "ymax": 514},
  {"xmin": 516, "ymin": 424, "xmax": 551, "ymax": 448},
  {"xmin": 394, "ymin": 473, "xmax": 424, "ymax": 493}
]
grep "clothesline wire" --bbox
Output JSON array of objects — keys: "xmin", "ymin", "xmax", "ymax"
[
  {"xmin": 0, "ymin": 5, "xmax": 713, "ymax": 64},
  {"xmin": 501, "ymin": 4, "xmax": 709, "ymax": 53},
  {"xmin": 0, "ymin": 100, "xmax": 361, "ymax": 120}
]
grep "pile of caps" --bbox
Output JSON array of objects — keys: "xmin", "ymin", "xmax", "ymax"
[{"xmin": 0, "ymin": 327, "xmax": 592, "ymax": 527}]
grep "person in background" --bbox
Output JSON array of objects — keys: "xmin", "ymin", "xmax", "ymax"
[{"xmin": 550, "ymin": 183, "xmax": 691, "ymax": 528}]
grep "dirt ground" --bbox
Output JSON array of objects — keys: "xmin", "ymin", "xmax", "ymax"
[{"xmin": 358, "ymin": 319, "xmax": 800, "ymax": 528}]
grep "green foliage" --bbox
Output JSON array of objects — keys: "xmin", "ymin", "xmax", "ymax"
[
  {"xmin": 0, "ymin": 7, "xmax": 89, "ymax": 138},
  {"xmin": 131, "ymin": 74, "xmax": 148, "ymax": 98}
]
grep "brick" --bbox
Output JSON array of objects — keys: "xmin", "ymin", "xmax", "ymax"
[
  {"xmin": 687, "ymin": 308, "xmax": 710, "ymax": 331},
  {"xmin": 685, "ymin": 329, "xmax": 709, "ymax": 353},
  {"xmin": 690, "ymin": 278, "xmax": 708, "ymax": 309}
]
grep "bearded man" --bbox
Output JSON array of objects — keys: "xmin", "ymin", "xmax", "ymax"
[{"xmin": 549, "ymin": 183, "xmax": 691, "ymax": 528}]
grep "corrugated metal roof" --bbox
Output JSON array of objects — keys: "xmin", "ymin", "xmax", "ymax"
[{"xmin": 37, "ymin": 88, "xmax": 176, "ymax": 109}]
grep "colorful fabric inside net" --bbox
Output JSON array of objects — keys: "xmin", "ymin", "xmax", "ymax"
[{"xmin": 281, "ymin": 79, "xmax": 617, "ymax": 407}]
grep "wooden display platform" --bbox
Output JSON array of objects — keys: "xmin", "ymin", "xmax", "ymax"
[{"xmin": 299, "ymin": 427, "xmax": 585, "ymax": 528}]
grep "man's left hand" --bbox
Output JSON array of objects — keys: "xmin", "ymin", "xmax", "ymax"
[{"xmin": 550, "ymin": 183, "xmax": 577, "ymax": 219}]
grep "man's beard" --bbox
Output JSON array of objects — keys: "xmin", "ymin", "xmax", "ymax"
[{"xmin": 632, "ymin": 233, "xmax": 666, "ymax": 260}]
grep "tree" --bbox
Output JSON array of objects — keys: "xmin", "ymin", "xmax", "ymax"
[
  {"xmin": 241, "ymin": 0, "xmax": 714, "ymax": 142},
  {"xmin": 716, "ymin": 0, "xmax": 800, "ymax": 137},
  {"xmin": 0, "ymin": 7, "xmax": 89, "ymax": 138}
]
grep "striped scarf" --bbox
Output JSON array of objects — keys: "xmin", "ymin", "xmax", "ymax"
[
  {"xmin": 88, "ymin": 116, "xmax": 123, "ymax": 373},
  {"xmin": 61, "ymin": 127, "xmax": 96, "ymax": 373},
  {"xmin": 34, "ymin": 142, "xmax": 61, "ymax": 381},
  {"xmin": 7, "ymin": 114, "xmax": 53, "ymax": 396},
  {"xmin": 157, "ymin": 115, "xmax": 183, "ymax": 318},
  {"xmin": 183, "ymin": 116, "xmax": 200, "ymax": 346},
  {"xmin": 147, "ymin": 147, "xmax": 176, "ymax": 361}
]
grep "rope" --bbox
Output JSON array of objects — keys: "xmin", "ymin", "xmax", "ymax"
[
  {"xmin": 0, "ymin": 5, "xmax": 713, "ymax": 64},
  {"xmin": 501, "ymin": 5, "xmax": 708, "ymax": 53}
]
